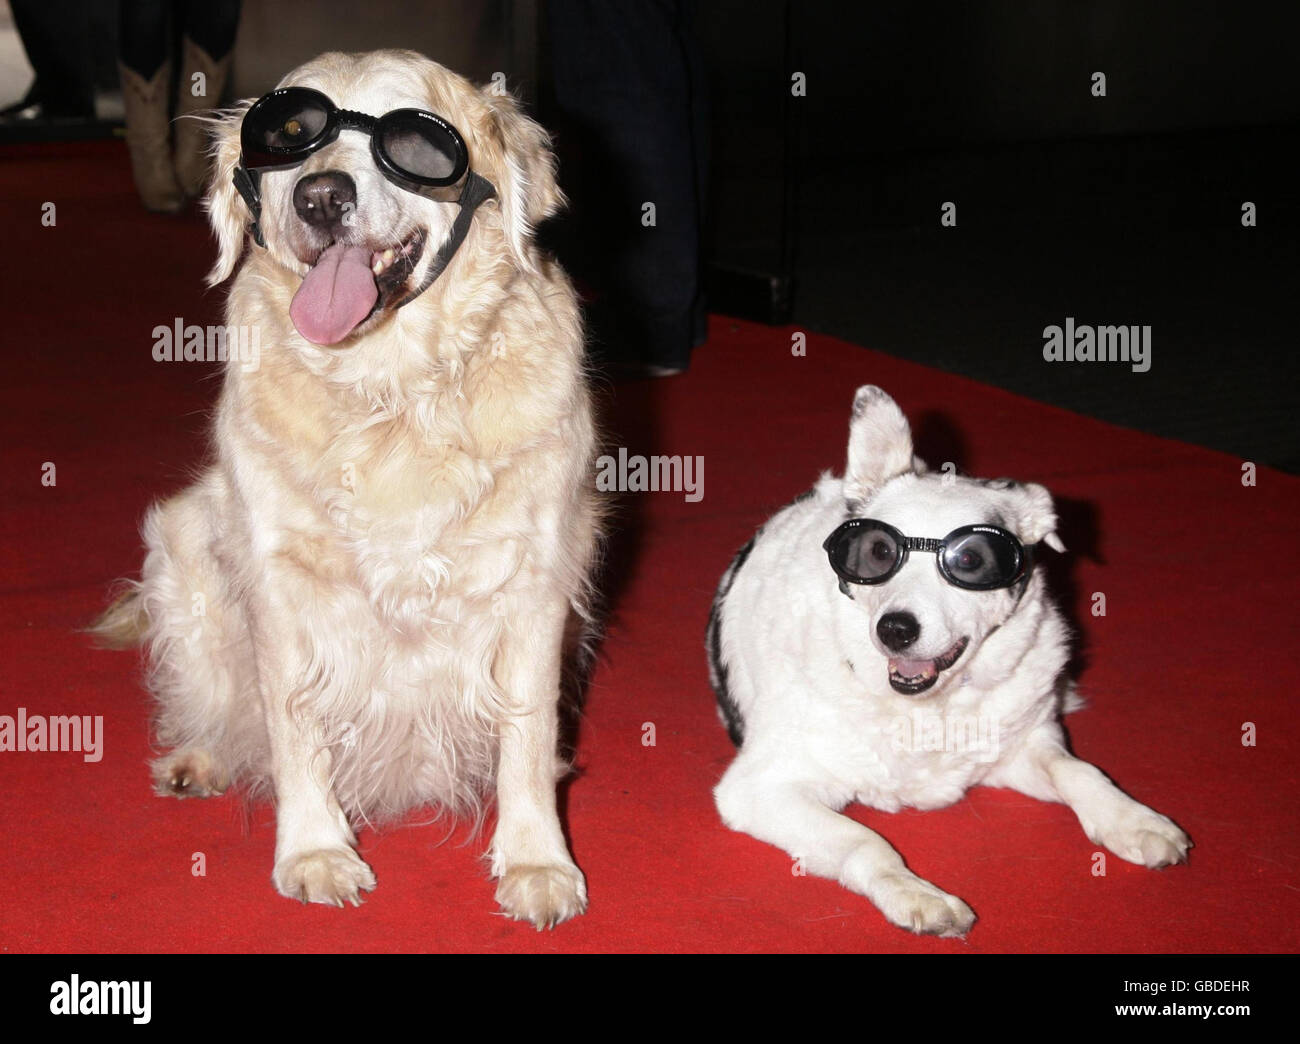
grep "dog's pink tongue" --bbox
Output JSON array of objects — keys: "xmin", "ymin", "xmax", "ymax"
[
  {"xmin": 890, "ymin": 657, "xmax": 937, "ymax": 681},
  {"xmin": 289, "ymin": 244, "xmax": 379, "ymax": 345}
]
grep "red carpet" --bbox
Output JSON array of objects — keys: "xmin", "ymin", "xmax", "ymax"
[{"xmin": 2, "ymin": 142, "xmax": 1297, "ymax": 953}]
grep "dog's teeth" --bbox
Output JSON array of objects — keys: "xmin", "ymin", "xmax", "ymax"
[
  {"xmin": 372, "ymin": 259, "xmax": 385, "ymax": 275},
  {"xmin": 382, "ymin": 248, "xmax": 395, "ymax": 263}
]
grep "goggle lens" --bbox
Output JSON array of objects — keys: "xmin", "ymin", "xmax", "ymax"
[
  {"xmin": 244, "ymin": 90, "xmax": 332, "ymax": 161},
  {"xmin": 832, "ymin": 524, "xmax": 901, "ymax": 582},
  {"xmin": 940, "ymin": 529, "xmax": 1020, "ymax": 588},
  {"xmin": 377, "ymin": 112, "xmax": 465, "ymax": 184}
]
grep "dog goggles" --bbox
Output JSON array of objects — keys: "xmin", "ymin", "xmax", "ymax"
[
  {"xmin": 822, "ymin": 519, "xmax": 1030, "ymax": 591},
  {"xmin": 232, "ymin": 86, "xmax": 496, "ymax": 266}
]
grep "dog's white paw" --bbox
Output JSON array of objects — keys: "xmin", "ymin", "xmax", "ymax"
[
  {"xmin": 495, "ymin": 863, "xmax": 587, "ymax": 930},
  {"xmin": 870, "ymin": 870, "xmax": 976, "ymax": 937},
  {"xmin": 274, "ymin": 847, "xmax": 376, "ymax": 907},
  {"xmin": 1089, "ymin": 804, "xmax": 1192, "ymax": 868}
]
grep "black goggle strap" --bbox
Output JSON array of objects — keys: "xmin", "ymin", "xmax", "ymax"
[
  {"xmin": 1011, "ymin": 541, "xmax": 1036, "ymax": 604},
  {"xmin": 392, "ymin": 170, "xmax": 497, "ymax": 308},
  {"xmin": 233, "ymin": 164, "xmax": 266, "ymax": 248},
  {"xmin": 229, "ymin": 166, "xmax": 496, "ymax": 308}
]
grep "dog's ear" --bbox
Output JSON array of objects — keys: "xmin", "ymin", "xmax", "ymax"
[
  {"xmin": 202, "ymin": 104, "xmax": 253, "ymax": 287},
  {"xmin": 1013, "ymin": 482, "xmax": 1067, "ymax": 552},
  {"xmin": 844, "ymin": 386, "xmax": 915, "ymax": 505},
  {"xmin": 482, "ymin": 89, "xmax": 564, "ymax": 271}
]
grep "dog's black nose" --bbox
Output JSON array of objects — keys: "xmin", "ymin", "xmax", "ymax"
[
  {"xmin": 293, "ymin": 171, "xmax": 357, "ymax": 230},
  {"xmin": 877, "ymin": 612, "xmax": 921, "ymax": 652}
]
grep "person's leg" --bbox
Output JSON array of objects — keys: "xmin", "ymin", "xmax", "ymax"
[
  {"xmin": 118, "ymin": 0, "xmax": 171, "ymax": 80},
  {"xmin": 118, "ymin": 0, "xmax": 183, "ymax": 212},
  {"xmin": 548, "ymin": 0, "xmax": 707, "ymax": 375},
  {"xmin": 5, "ymin": 0, "xmax": 96, "ymax": 120},
  {"xmin": 172, "ymin": 0, "xmax": 242, "ymax": 196},
  {"xmin": 178, "ymin": 0, "xmax": 241, "ymax": 62}
]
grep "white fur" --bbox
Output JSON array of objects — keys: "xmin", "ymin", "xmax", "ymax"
[
  {"xmin": 710, "ymin": 385, "xmax": 1191, "ymax": 937},
  {"xmin": 101, "ymin": 51, "xmax": 599, "ymax": 928}
]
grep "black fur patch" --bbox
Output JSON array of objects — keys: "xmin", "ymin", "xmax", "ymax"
[{"xmin": 707, "ymin": 536, "xmax": 756, "ymax": 747}]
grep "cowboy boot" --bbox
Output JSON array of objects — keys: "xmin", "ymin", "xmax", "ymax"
[
  {"xmin": 173, "ymin": 37, "xmax": 233, "ymax": 198},
  {"xmin": 119, "ymin": 60, "xmax": 183, "ymax": 213}
]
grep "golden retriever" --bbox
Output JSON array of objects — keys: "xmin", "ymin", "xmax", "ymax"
[{"xmin": 95, "ymin": 50, "xmax": 600, "ymax": 928}]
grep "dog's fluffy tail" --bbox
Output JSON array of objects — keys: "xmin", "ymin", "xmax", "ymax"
[{"xmin": 87, "ymin": 583, "xmax": 148, "ymax": 649}]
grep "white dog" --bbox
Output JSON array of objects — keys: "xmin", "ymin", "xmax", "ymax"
[
  {"xmin": 708, "ymin": 386, "xmax": 1190, "ymax": 936},
  {"xmin": 94, "ymin": 51, "xmax": 599, "ymax": 928}
]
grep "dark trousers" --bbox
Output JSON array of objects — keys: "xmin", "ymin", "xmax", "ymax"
[
  {"xmin": 118, "ymin": 0, "xmax": 242, "ymax": 79},
  {"xmin": 548, "ymin": 0, "xmax": 709, "ymax": 371},
  {"xmin": 9, "ymin": 0, "xmax": 95, "ymax": 116}
]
